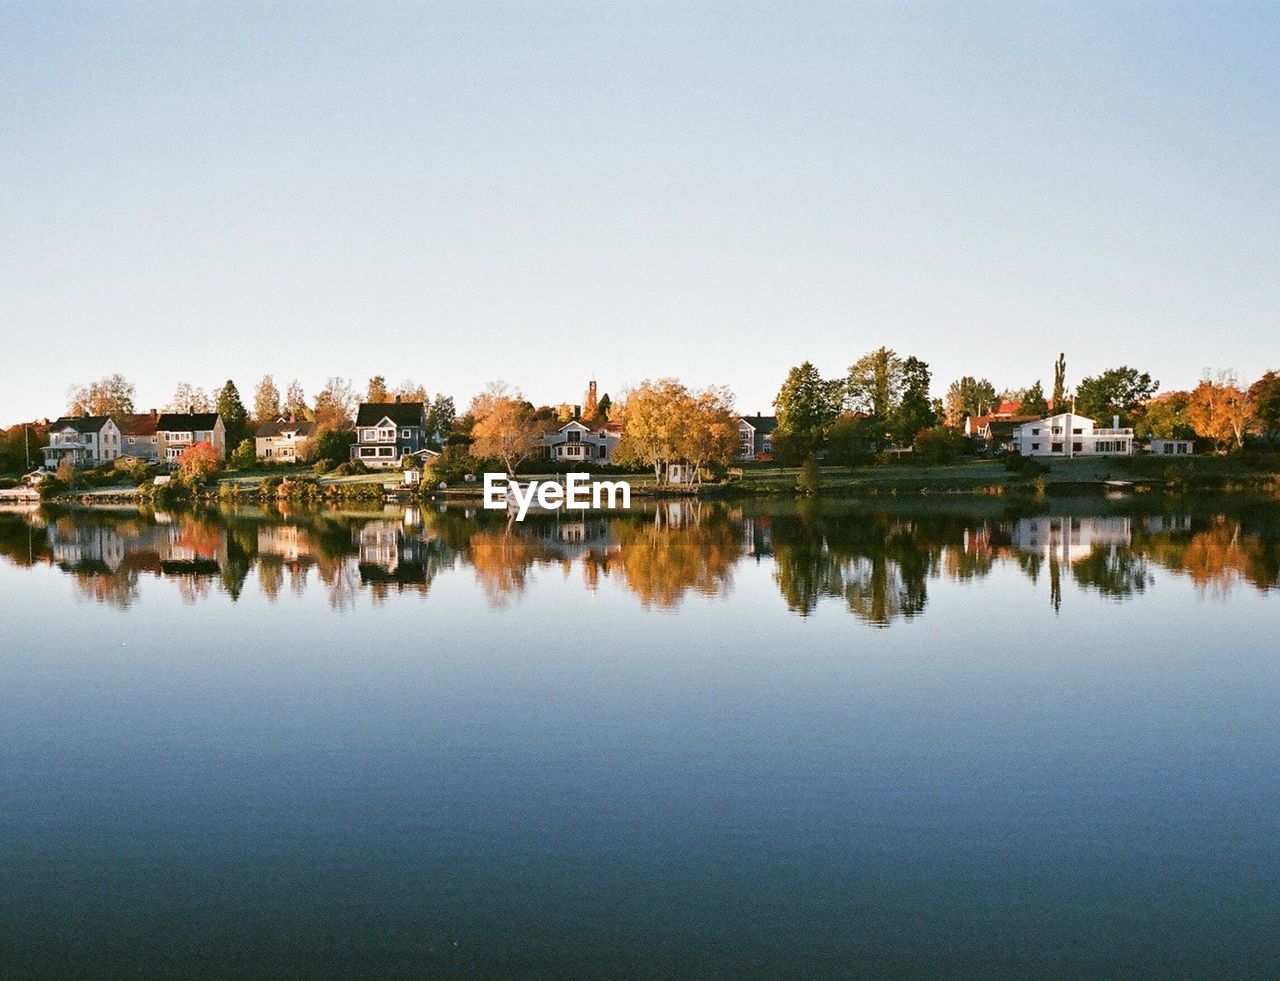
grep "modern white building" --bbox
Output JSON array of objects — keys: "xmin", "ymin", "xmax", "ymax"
[
  {"xmin": 1011, "ymin": 412, "xmax": 1134, "ymax": 457},
  {"xmin": 1149, "ymin": 438, "xmax": 1194, "ymax": 456}
]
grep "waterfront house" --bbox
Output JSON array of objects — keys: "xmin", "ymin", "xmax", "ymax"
[
  {"xmin": 1149, "ymin": 438, "xmax": 1194, "ymax": 456},
  {"xmin": 255, "ymin": 416, "xmax": 316, "ymax": 463},
  {"xmin": 540, "ymin": 420, "xmax": 621, "ymax": 464},
  {"xmin": 352, "ymin": 400, "xmax": 427, "ymax": 469},
  {"xmin": 119, "ymin": 411, "xmax": 160, "ymax": 463},
  {"xmin": 1011, "ymin": 412, "xmax": 1134, "ymax": 457},
  {"xmin": 737, "ymin": 414, "xmax": 778, "ymax": 461},
  {"xmin": 42, "ymin": 416, "xmax": 123, "ymax": 469},
  {"xmin": 157, "ymin": 412, "xmax": 226, "ymax": 464},
  {"xmin": 969, "ymin": 415, "xmax": 1040, "ymax": 454}
]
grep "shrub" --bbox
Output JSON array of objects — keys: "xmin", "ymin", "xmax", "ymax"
[
  {"xmin": 1003, "ymin": 453, "xmax": 1047, "ymax": 477},
  {"xmin": 796, "ymin": 454, "xmax": 822, "ymax": 495},
  {"xmin": 425, "ymin": 445, "xmax": 478, "ymax": 486},
  {"xmin": 229, "ymin": 439, "xmax": 256, "ymax": 470},
  {"xmin": 912, "ymin": 425, "xmax": 967, "ymax": 464}
]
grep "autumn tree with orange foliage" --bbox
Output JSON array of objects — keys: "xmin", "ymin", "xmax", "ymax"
[
  {"xmin": 469, "ymin": 383, "xmax": 542, "ymax": 475},
  {"xmin": 178, "ymin": 441, "xmax": 221, "ymax": 483},
  {"xmin": 1188, "ymin": 372, "xmax": 1255, "ymax": 451}
]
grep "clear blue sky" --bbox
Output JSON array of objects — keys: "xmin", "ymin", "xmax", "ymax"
[{"xmin": 2, "ymin": 1, "xmax": 1277, "ymax": 423}]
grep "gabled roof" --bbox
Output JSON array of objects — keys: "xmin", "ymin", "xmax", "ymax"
[
  {"xmin": 256, "ymin": 417, "xmax": 317, "ymax": 438},
  {"xmin": 49, "ymin": 416, "xmax": 112, "ymax": 433},
  {"xmin": 355, "ymin": 402, "xmax": 424, "ymax": 427},
  {"xmin": 558, "ymin": 420, "xmax": 591, "ymax": 432},
  {"xmin": 156, "ymin": 412, "xmax": 221, "ymax": 433},
  {"xmin": 119, "ymin": 413, "xmax": 159, "ymax": 437},
  {"xmin": 739, "ymin": 414, "xmax": 778, "ymax": 434}
]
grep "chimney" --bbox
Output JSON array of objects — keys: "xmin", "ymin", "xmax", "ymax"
[
  {"xmin": 150, "ymin": 409, "xmax": 157, "ymax": 418},
  {"xmin": 1113, "ymin": 414, "xmax": 1120, "ymax": 430},
  {"xmin": 394, "ymin": 394, "xmax": 401, "ymax": 403}
]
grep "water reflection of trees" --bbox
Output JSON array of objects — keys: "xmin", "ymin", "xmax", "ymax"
[
  {"xmin": 0, "ymin": 502, "xmax": 1276, "ymax": 619},
  {"xmin": 770, "ymin": 504, "xmax": 948, "ymax": 625}
]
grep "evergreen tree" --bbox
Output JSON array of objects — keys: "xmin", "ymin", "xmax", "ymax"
[{"xmin": 216, "ymin": 380, "xmax": 249, "ymax": 447}]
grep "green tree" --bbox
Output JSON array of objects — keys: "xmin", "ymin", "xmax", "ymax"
[
  {"xmin": 1138, "ymin": 392, "xmax": 1194, "ymax": 439},
  {"xmin": 846, "ymin": 347, "xmax": 902, "ymax": 419},
  {"xmin": 773, "ymin": 361, "xmax": 843, "ymax": 454},
  {"xmin": 890, "ymin": 356, "xmax": 936, "ymax": 444},
  {"xmin": 1018, "ymin": 380, "xmax": 1049, "ymax": 417},
  {"xmin": 1074, "ymin": 366, "xmax": 1158, "ymax": 425},
  {"xmin": 309, "ymin": 428, "xmax": 356, "ymax": 467},
  {"xmin": 426, "ymin": 394, "xmax": 457, "ymax": 447},
  {"xmin": 1052, "ymin": 353, "xmax": 1067, "ymax": 408},
  {"xmin": 366, "ymin": 375, "xmax": 389, "ymax": 403},
  {"xmin": 826, "ymin": 414, "xmax": 877, "ymax": 466},
  {"xmin": 229, "ymin": 438, "xmax": 256, "ymax": 469},
  {"xmin": 1248, "ymin": 371, "xmax": 1280, "ymax": 441},
  {"xmin": 216, "ymin": 379, "xmax": 249, "ymax": 447},
  {"xmin": 797, "ymin": 454, "xmax": 822, "ymax": 495},
  {"xmin": 912, "ymin": 425, "xmax": 967, "ymax": 463},
  {"xmin": 597, "ymin": 393, "xmax": 613, "ymax": 421},
  {"xmin": 943, "ymin": 376, "xmax": 997, "ymax": 426}
]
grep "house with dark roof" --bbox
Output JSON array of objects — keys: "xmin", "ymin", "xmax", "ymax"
[
  {"xmin": 42, "ymin": 416, "xmax": 123, "ymax": 469},
  {"xmin": 737, "ymin": 414, "xmax": 778, "ymax": 460},
  {"xmin": 119, "ymin": 411, "xmax": 161, "ymax": 462},
  {"xmin": 352, "ymin": 400, "xmax": 426, "ymax": 469},
  {"xmin": 255, "ymin": 416, "xmax": 316, "ymax": 463},
  {"xmin": 156, "ymin": 412, "xmax": 226, "ymax": 464}
]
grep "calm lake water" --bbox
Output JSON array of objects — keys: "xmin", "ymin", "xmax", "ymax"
[{"xmin": 1, "ymin": 498, "xmax": 1278, "ymax": 978}]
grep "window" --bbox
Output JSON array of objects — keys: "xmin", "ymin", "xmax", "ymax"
[
  {"xmin": 1072, "ymin": 428, "xmax": 1083, "ymax": 435},
  {"xmin": 362, "ymin": 429, "xmax": 376, "ymax": 441},
  {"xmin": 1031, "ymin": 443, "xmax": 1041, "ymax": 451},
  {"xmin": 401, "ymin": 428, "xmax": 411, "ymax": 438},
  {"xmin": 1073, "ymin": 442, "xmax": 1083, "ymax": 452},
  {"xmin": 567, "ymin": 430, "xmax": 581, "ymax": 443},
  {"xmin": 1051, "ymin": 426, "xmax": 1062, "ymax": 435},
  {"xmin": 1051, "ymin": 443, "xmax": 1064, "ymax": 453},
  {"xmin": 360, "ymin": 447, "xmax": 377, "ymax": 457},
  {"xmin": 379, "ymin": 447, "xmax": 393, "ymax": 456},
  {"xmin": 1031, "ymin": 428, "xmax": 1041, "ymax": 436}
]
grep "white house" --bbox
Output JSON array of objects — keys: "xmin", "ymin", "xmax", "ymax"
[
  {"xmin": 540, "ymin": 420, "xmax": 621, "ymax": 463},
  {"xmin": 255, "ymin": 416, "xmax": 316, "ymax": 462},
  {"xmin": 1011, "ymin": 412, "xmax": 1134, "ymax": 457},
  {"xmin": 1149, "ymin": 438, "xmax": 1194, "ymax": 456},
  {"xmin": 42, "ymin": 416, "xmax": 123, "ymax": 469}
]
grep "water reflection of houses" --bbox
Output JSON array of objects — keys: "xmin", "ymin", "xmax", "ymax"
[
  {"xmin": 1008, "ymin": 515, "xmax": 1149, "ymax": 610},
  {"xmin": 1011, "ymin": 516, "xmax": 1132, "ymax": 563},
  {"xmin": 354, "ymin": 518, "xmax": 455, "ymax": 594},
  {"xmin": 47, "ymin": 519, "xmax": 128, "ymax": 573}
]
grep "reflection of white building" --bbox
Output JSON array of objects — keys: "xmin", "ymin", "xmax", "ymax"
[
  {"xmin": 1011, "ymin": 516, "xmax": 1132, "ymax": 563},
  {"xmin": 258, "ymin": 525, "xmax": 306, "ymax": 562},
  {"xmin": 1012, "ymin": 413, "xmax": 1134, "ymax": 457},
  {"xmin": 48, "ymin": 522, "xmax": 128, "ymax": 571}
]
